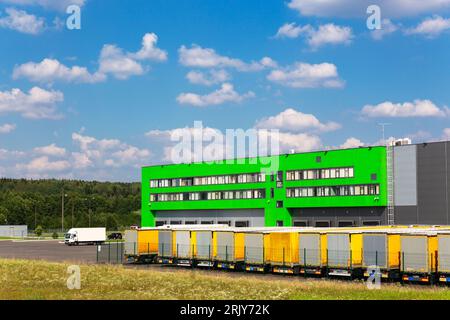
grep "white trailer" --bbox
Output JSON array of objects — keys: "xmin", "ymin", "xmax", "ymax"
[{"xmin": 65, "ymin": 228, "xmax": 106, "ymax": 245}]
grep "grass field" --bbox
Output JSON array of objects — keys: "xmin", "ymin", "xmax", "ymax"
[{"xmin": 1, "ymin": 258, "xmax": 450, "ymax": 300}]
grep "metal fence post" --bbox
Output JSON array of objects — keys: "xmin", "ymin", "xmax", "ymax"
[
  {"xmin": 326, "ymin": 249, "xmax": 329, "ymax": 278},
  {"xmin": 304, "ymin": 248, "xmax": 307, "ymax": 278},
  {"xmin": 96, "ymin": 244, "xmax": 99, "ymax": 263},
  {"xmin": 108, "ymin": 242, "xmax": 111, "ymax": 264},
  {"xmin": 116, "ymin": 240, "xmax": 119, "ymax": 263},
  {"xmin": 226, "ymin": 245, "xmax": 228, "ymax": 262},
  {"xmin": 376, "ymin": 251, "xmax": 378, "ymax": 267}
]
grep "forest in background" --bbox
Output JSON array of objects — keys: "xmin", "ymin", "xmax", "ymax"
[{"xmin": 0, "ymin": 179, "xmax": 141, "ymax": 231}]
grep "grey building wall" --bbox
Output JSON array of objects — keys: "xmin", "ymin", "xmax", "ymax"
[
  {"xmin": 393, "ymin": 144, "xmax": 417, "ymax": 206},
  {"xmin": 291, "ymin": 207, "xmax": 387, "ymax": 227},
  {"xmin": 154, "ymin": 209, "xmax": 265, "ymax": 227},
  {"xmin": 0, "ymin": 225, "xmax": 27, "ymax": 237},
  {"xmin": 393, "ymin": 141, "xmax": 450, "ymax": 225}
]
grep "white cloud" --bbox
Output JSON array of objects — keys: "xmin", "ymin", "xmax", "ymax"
[
  {"xmin": 0, "ymin": 86, "xmax": 63, "ymax": 119},
  {"xmin": 340, "ymin": 137, "xmax": 365, "ymax": 149},
  {"xmin": 274, "ymin": 23, "xmax": 353, "ymax": 49},
  {"xmin": 0, "ymin": 123, "xmax": 16, "ymax": 133},
  {"xmin": 0, "ymin": 7, "xmax": 45, "ymax": 34},
  {"xmin": 361, "ymin": 99, "xmax": 449, "ymax": 118},
  {"xmin": 287, "ymin": 0, "xmax": 450, "ymax": 18},
  {"xmin": 34, "ymin": 143, "xmax": 66, "ymax": 156},
  {"xmin": 258, "ymin": 130, "xmax": 322, "ymax": 154},
  {"xmin": 443, "ymin": 128, "xmax": 450, "ymax": 140},
  {"xmin": 16, "ymin": 156, "xmax": 70, "ymax": 172},
  {"xmin": 98, "ymin": 44, "xmax": 144, "ymax": 80},
  {"xmin": 178, "ymin": 45, "xmax": 276, "ymax": 72},
  {"xmin": 14, "ymin": 33, "xmax": 167, "ymax": 83},
  {"xmin": 371, "ymin": 19, "xmax": 399, "ymax": 40},
  {"xmin": 267, "ymin": 62, "xmax": 344, "ymax": 88},
  {"xmin": 177, "ymin": 83, "xmax": 255, "ymax": 107},
  {"xmin": 255, "ymin": 108, "xmax": 340, "ymax": 132},
  {"xmin": 71, "ymin": 132, "xmax": 151, "ymax": 169},
  {"xmin": 0, "ymin": 0, "xmax": 86, "ymax": 11},
  {"xmin": 129, "ymin": 33, "xmax": 168, "ymax": 61},
  {"xmin": 275, "ymin": 22, "xmax": 311, "ymax": 38},
  {"xmin": 13, "ymin": 58, "xmax": 106, "ymax": 83},
  {"xmin": 307, "ymin": 24, "xmax": 353, "ymax": 49},
  {"xmin": 186, "ymin": 69, "xmax": 230, "ymax": 86},
  {"xmin": 405, "ymin": 15, "xmax": 450, "ymax": 37}
]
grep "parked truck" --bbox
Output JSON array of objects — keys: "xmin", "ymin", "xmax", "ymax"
[{"xmin": 65, "ymin": 227, "xmax": 106, "ymax": 246}]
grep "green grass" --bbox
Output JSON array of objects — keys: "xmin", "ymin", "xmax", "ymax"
[{"xmin": 1, "ymin": 259, "xmax": 450, "ymax": 300}]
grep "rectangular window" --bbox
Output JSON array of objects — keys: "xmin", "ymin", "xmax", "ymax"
[
  {"xmin": 293, "ymin": 220, "xmax": 308, "ymax": 227},
  {"xmin": 276, "ymin": 220, "xmax": 284, "ymax": 227},
  {"xmin": 155, "ymin": 221, "xmax": 166, "ymax": 227},
  {"xmin": 276, "ymin": 201, "xmax": 283, "ymax": 208},
  {"xmin": 235, "ymin": 221, "xmax": 249, "ymax": 228},
  {"xmin": 362, "ymin": 220, "xmax": 380, "ymax": 226},
  {"xmin": 338, "ymin": 221, "xmax": 354, "ymax": 227},
  {"xmin": 315, "ymin": 221, "xmax": 330, "ymax": 227}
]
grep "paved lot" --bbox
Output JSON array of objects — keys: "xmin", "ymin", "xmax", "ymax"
[{"xmin": 0, "ymin": 240, "xmax": 97, "ymax": 263}]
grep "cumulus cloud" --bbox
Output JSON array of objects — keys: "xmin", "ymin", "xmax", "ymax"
[
  {"xmin": 274, "ymin": 22, "xmax": 311, "ymax": 38},
  {"xmin": 178, "ymin": 45, "xmax": 276, "ymax": 72},
  {"xmin": 307, "ymin": 24, "xmax": 353, "ymax": 49},
  {"xmin": 14, "ymin": 33, "xmax": 167, "ymax": 83},
  {"xmin": 176, "ymin": 83, "xmax": 255, "ymax": 107},
  {"xmin": 0, "ymin": 7, "xmax": 45, "ymax": 34},
  {"xmin": 16, "ymin": 156, "xmax": 70, "ymax": 172},
  {"xmin": 13, "ymin": 58, "xmax": 106, "ymax": 83},
  {"xmin": 371, "ymin": 19, "xmax": 399, "ymax": 40},
  {"xmin": 339, "ymin": 137, "xmax": 365, "ymax": 149},
  {"xmin": 287, "ymin": 0, "xmax": 450, "ymax": 18},
  {"xmin": 443, "ymin": 128, "xmax": 450, "ymax": 140},
  {"xmin": 255, "ymin": 108, "xmax": 340, "ymax": 133},
  {"xmin": 0, "ymin": 123, "xmax": 16, "ymax": 133},
  {"xmin": 0, "ymin": 86, "xmax": 63, "ymax": 119},
  {"xmin": 186, "ymin": 69, "xmax": 230, "ymax": 86},
  {"xmin": 34, "ymin": 143, "xmax": 66, "ymax": 156},
  {"xmin": 98, "ymin": 44, "xmax": 144, "ymax": 80},
  {"xmin": 0, "ymin": 0, "xmax": 86, "ymax": 11},
  {"xmin": 128, "ymin": 33, "xmax": 168, "ymax": 61},
  {"xmin": 274, "ymin": 22, "xmax": 353, "ymax": 49},
  {"xmin": 361, "ymin": 99, "xmax": 449, "ymax": 118},
  {"xmin": 267, "ymin": 62, "xmax": 345, "ymax": 88},
  {"xmin": 405, "ymin": 15, "xmax": 450, "ymax": 37}
]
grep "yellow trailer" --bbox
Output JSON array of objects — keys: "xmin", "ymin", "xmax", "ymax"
[
  {"xmin": 325, "ymin": 230, "xmax": 364, "ymax": 278},
  {"xmin": 399, "ymin": 230, "xmax": 438, "ymax": 284},
  {"xmin": 212, "ymin": 229, "xmax": 245, "ymax": 270},
  {"xmin": 124, "ymin": 228, "xmax": 159, "ymax": 263},
  {"xmin": 437, "ymin": 231, "xmax": 450, "ymax": 283},
  {"xmin": 361, "ymin": 229, "xmax": 401, "ymax": 279}
]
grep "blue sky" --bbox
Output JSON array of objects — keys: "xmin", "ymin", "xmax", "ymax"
[{"xmin": 0, "ymin": 0, "xmax": 449, "ymax": 181}]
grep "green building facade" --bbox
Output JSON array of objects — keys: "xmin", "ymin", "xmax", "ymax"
[{"xmin": 141, "ymin": 146, "xmax": 387, "ymax": 228}]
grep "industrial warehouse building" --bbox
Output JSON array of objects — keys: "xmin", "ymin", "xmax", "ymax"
[{"xmin": 141, "ymin": 140, "xmax": 450, "ymax": 228}]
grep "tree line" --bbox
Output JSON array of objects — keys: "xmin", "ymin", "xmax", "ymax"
[{"xmin": 0, "ymin": 178, "xmax": 141, "ymax": 231}]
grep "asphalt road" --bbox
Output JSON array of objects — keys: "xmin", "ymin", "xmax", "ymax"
[{"xmin": 0, "ymin": 240, "xmax": 97, "ymax": 263}]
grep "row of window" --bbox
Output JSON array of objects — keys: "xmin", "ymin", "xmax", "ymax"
[
  {"xmin": 286, "ymin": 167, "xmax": 354, "ymax": 181},
  {"xmin": 155, "ymin": 220, "xmax": 250, "ymax": 227},
  {"xmin": 286, "ymin": 184, "xmax": 380, "ymax": 198},
  {"xmin": 150, "ymin": 189, "xmax": 266, "ymax": 202},
  {"xmin": 150, "ymin": 172, "xmax": 265, "ymax": 188}
]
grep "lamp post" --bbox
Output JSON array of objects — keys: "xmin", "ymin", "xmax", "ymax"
[{"xmin": 61, "ymin": 191, "xmax": 67, "ymax": 233}]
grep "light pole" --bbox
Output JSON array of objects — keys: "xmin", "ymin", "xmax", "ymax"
[{"xmin": 61, "ymin": 191, "xmax": 67, "ymax": 233}]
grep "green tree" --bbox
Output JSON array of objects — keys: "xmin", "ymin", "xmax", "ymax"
[
  {"xmin": 0, "ymin": 206, "xmax": 8, "ymax": 224},
  {"xmin": 35, "ymin": 225, "xmax": 43, "ymax": 237}
]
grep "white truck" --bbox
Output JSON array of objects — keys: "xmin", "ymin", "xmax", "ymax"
[{"xmin": 64, "ymin": 227, "xmax": 106, "ymax": 246}]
